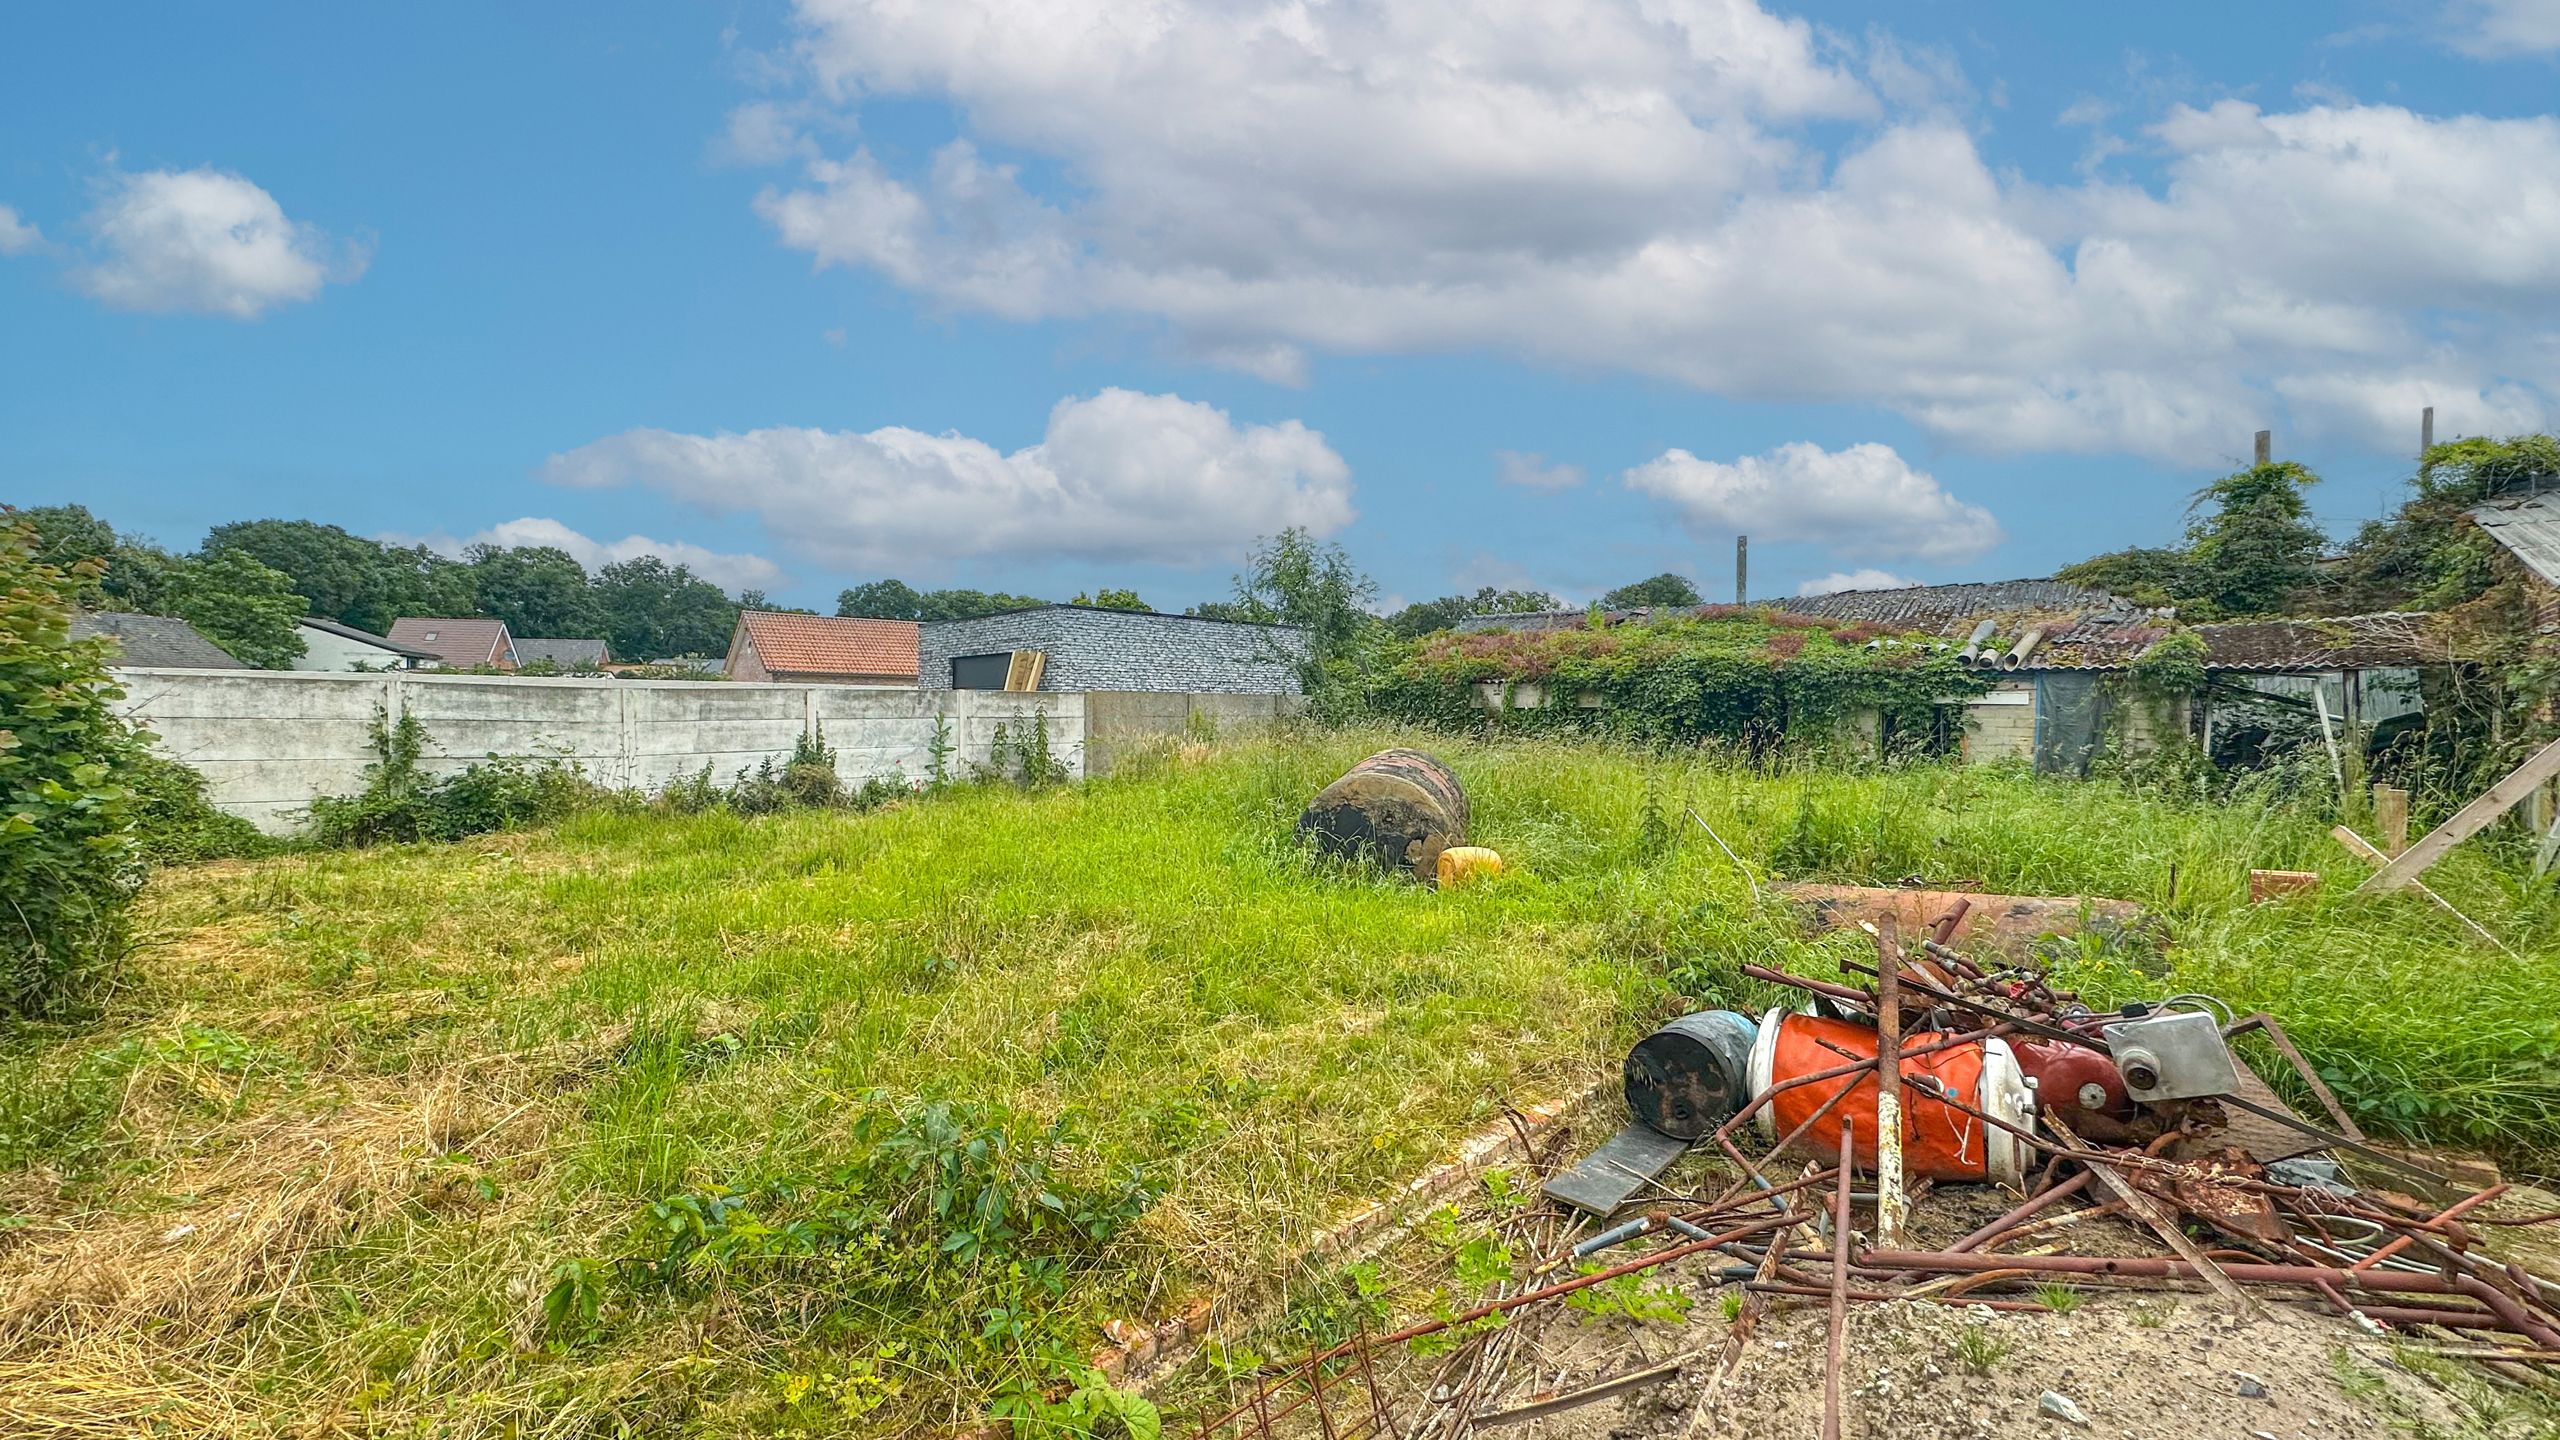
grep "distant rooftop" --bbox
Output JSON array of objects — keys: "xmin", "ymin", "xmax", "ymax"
[
  {"xmin": 1457, "ymin": 578, "xmax": 2131, "ymax": 637},
  {"xmin": 514, "ymin": 637, "xmax": 610, "ymax": 669},
  {"xmin": 2470, "ymin": 490, "xmax": 2560, "ymax": 589},
  {"xmin": 71, "ymin": 612, "xmax": 249, "ymax": 669}
]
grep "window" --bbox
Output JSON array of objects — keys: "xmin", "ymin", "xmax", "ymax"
[{"xmin": 951, "ymin": 653, "xmax": 1012, "ymax": 690}]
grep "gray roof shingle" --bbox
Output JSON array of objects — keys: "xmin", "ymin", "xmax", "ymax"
[{"xmin": 70, "ymin": 612, "xmax": 250, "ymax": 668}]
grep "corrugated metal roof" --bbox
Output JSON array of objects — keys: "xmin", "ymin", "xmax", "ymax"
[
  {"xmin": 2470, "ymin": 491, "xmax": 2560, "ymax": 588},
  {"xmin": 71, "ymin": 612, "xmax": 250, "ymax": 669},
  {"xmin": 2192, "ymin": 613, "xmax": 2449, "ymax": 672}
]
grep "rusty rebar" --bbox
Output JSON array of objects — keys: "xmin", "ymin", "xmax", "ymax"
[
  {"xmin": 1823, "ymin": 1119, "xmax": 1854, "ymax": 1440},
  {"xmin": 1948, "ymin": 1171, "xmax": 2093, "ymax": 1254}
]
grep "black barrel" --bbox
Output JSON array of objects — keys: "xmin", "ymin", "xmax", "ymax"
[
  {"xmin": 1624, "ymin": 1010, "xmax": 1760, "ymax": 1139},
  {"xmin": 1296, "ymin": 748, "xmax": 1470, "ymax": 880}
]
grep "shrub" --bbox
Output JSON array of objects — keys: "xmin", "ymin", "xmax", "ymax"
[
  {"xmin": 308, "ymin": 709, "xmax": 596, "ymax": 847},
  {"xmin": 127, "ymin": 748, "xmax": 277, "ymax": 864},
  {"xmin": 0, "ymin": 521, "xmax": 143, "ymax": 1016}
]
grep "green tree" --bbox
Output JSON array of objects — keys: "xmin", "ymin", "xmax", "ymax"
[
  {"xmin": 1070, "ymin": 588, "xmax": 1149, "ymax": 611},
  {"xmin": 466, "ymin": 544, "xmax": 598, "ymax": 638},
  {"xmin": 159, "ymin": 550, "xmax": 307, "ymax": 668},
  {"xmin": 204, "ymin": 519, "xmax": 472, "ymax": 632},
  {"xmin": 2333, "ymin": 434, "xmax": 2560, "ymax": 614},
  {"xmin": 837, "ymin": 579, "xmax": 925, "ymax": 620},
  {"xmin": 19, "ymin": 504, "xmax": 172, "ymax": 611},
  {"xmin": 2183, "ymin": 461, "xmax": 2326, "ymax": 618},
  {"xmin": 736, "ymin": 589, "xmax": 816, "ymax": 615},
  {"xmin": 0, "ymin": 519, "xmax": 143, "ymax": 1015},
  {"xmin": 836, "ymin": 580, "xmax": 1047, "ymax": 621},
  {"xmin": 1600, "ymin": 573, "xmax": 1702, "ymax": 609},
  {"xmin": 595, "ymin": 556, "xmax": 738, "ymax": 660},
  {"xmin": 2055, "ymin": 546, "xmax": 2192, "ymax": 609},
  {"xmin": 1386, "ymin": 586, "xmax": 1562, "ymax": 638},
  {"xmin": 1214, "ymin": 528, "xmax": 1378, "ymax": 712}
]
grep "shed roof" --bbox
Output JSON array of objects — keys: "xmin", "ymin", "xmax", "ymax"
[
  {"xmin": 736, "ymin": 611, "xmax": 919, "ymax": 679},
  {"xmin": 1765, "ymin": 578, "xmax": 2127, "ymax": 630},
  {"xmin": 387, "ymin": 617, "xmax": 514, "ymax": 667},
  {"xmin": 70, "ymin": 612, "xmax": 250, "ymax": 668},
  {"xmin": 2018, "ymin": 612, "xmax": 2452, "ymax": 673},
  {"xmin": 514, "ymin": 637, "xmax": 610, "ymax": 668},
  {"xmin": 297, "ymin": 616, "xmax": 440, "ymax": 659},
  {"xmin": 2470, "ymin": 491, "xmax": 2560, "ymax": 588}
]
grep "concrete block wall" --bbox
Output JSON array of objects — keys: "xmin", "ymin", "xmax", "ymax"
[
  {"xmin": 917, "ymin": 606, "xmax": 1309, "ymax": 694},
  {"xmin": 111, "ymin": 668, "xmax": 1099, "ymax": 834},
  {"xmin": 1963, "ymin": 683, "xmax": 2038, "ymax": 763},
  {"xmin": 1081, "ymin": 690, "xmax": 1303, "ymax": 775}
]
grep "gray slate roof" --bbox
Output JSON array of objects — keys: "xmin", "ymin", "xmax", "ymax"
[
  {"xmin": 513, "ymin": 638, "xmax": 610, "ymax": 668},
  {"xmin": 2470, "ymin": 491, "xmax": 2560, "ymax": 588},
  {"xmin": 70, "ymin": 612, "xmax": 249, "ymax": 668},
  {"xmin": 1764, "ymin": 579, "xmax": 2125, "ymax": 630}
]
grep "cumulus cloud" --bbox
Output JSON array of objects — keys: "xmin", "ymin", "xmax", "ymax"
[
  {"xmin": 1797, "ymin": 568, "xmax": 1920, "ymax": 596},
  {"xmin": 394, "ymin": 517, "xmax": 785, "ymax": 593},
  {"xmin": 742, "ymin": 0, "xmax": 2560, "ymax": 462},
  {"xmin": 1624, "ymin": 441, "xmax": 2001, "ymax": 563},
  {"xmin": 543, "ymin": 388, "xmax": 1354, "ymax": 572},
  {"xmin": 1495, "ymin": 450, "xmax": 1585, "ymax": 491},
  {"xmin": 0, "ymin": 205, "xmax": 41, "ymax": 256},
  {"xmin": 2443, "ymin": 0, "xmax": 2560, "ymax": 56},
  {"xmin": 73, "ymin": 167, "xmax": 363, "ymax": 318}
]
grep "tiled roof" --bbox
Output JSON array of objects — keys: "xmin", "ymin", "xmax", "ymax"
[
  {"xmin": 297, "ymin": 616, "xmax": 439, "ymax": 658},
  {"xmin": 737, "ymin": 611, "xmax": 919, "ymax": 679},
  {"xmin": 387, "ymin": 617, "xmax": 513, "ymax": 667},
  {"xmin": 70, "ymin": 612, "xmax": 249, "ymax": 668},
  {"xmin": 514, "ymin": 638, "xmax": 610, "ymax": 668},
  {"xmin": 2470, "ymin": 490, "xmax": 2560, "ymax": 588}
]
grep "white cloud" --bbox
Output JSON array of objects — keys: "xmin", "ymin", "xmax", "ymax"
[
  {"xmin": 397, "ymin": 517, "xmax": 784, "ymax": 593},
  {"xmin": 1495, "ymin": 450, "xmax": 1585, "ymax": 490},
  {"xmin": 543, "ymin": 388, "xmax": 1354, "ymax": 572},
  {"xmin": 716, "ymin": 100, "xmax": 815, "ymax": 166},
  {"xmin": 0, "ymin": 205, "xmax": 41, "ymax": 256},
  {"xmin": 744, "ymin": 0, "xmax": 2560, "ymax": 462},
  {"xmin": 1624, "ymin": 441, "xmax": 2001, "ymax": 563},
  {"xmin": 2443, "ymin": 0, "xmax": 2560, "ymax": 56},
  {"xmin": 73, "ymin": 167, "xmax": 362, "ymax": 318},
  {"xmin": 1798, "ymin": 568, "xmax": 1919, "ymax": 596}
]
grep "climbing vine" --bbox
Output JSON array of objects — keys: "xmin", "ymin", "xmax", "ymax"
[{"xmin": 1366, "ymin": 608, "xmax": 1988, "ymax": 754}]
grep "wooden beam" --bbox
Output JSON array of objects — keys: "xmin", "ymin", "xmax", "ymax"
[
  {"xmin": 2373, "ymin": 785, "xmax": 2410, "ymax": 857},
  {"xmin": 2358, "ymin": 736, "xmax": 2560, "ymax": 892},
  {"xmin": 2330, "ymin": 826, "xmax": 2515, "ymax": 955}
]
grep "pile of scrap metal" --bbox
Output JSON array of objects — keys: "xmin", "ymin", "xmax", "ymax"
[{"xmin": 1179, "ymin": 899, "xmax": 2560, "ymax": 1440}]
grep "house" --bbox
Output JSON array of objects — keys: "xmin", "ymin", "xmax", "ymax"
[
  {"xmin": 724, "ymin": 611, "xmax": 920, "ymax": 684},
  {"xmin": 292, "ymin": 617, "xmax": 439, "ymax": 671},
  {"xmin": 386, "ymin": 617, "xmax": 517, "ymax": 670},
  {"xmin": 70, "ymin": 612, "xmax": 250, "ymax": 669},
  {"xmin": 917, "ymin": 604, "xmax": 1310, "ymax": 694},
  {"xmin": 513, "ymin": 638, "xmax": 611, "ymax": 671}
]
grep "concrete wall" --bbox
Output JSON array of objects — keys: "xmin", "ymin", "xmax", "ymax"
[
  {"xmin": 1963, "ymin": 682, "xmax": 2037, "ymax": 763},
  {"xmin": 111, "ymin": 668, "xmax": 1103, "ymax": 834},
  {"xmin": 918, "ymin": 606, "xmax": 1309, "ymax": 694},
  {"xmin": 1082, "ymin": 690, "xmax": 1303, "ymax": 775}
]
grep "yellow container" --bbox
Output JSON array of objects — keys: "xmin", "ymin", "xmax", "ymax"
[{"xmin": 1435, "ymin": 846, "xmax": 1504, "ymax": 888}]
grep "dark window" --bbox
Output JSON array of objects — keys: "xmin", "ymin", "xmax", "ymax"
[{"xmin": 951, "ymin": 653, "xmax": 1013, "ymax": 690}]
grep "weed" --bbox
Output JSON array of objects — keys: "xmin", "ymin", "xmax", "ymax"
[
  {"xmin": 1952, "ymin": 1322, "xmax": 2008, "ymax": 1376},
  {"xmin": 1565, "ymin": 1269, "xmax": 1694, "ymax": 1324},
  {"xmin": 1718, "ymin": 1291, "xmax": 1745, "ymax": 1322},
  {"xmin": 2032, "ymin": 1281, "xmax": 2084, "ymax": 1315}
]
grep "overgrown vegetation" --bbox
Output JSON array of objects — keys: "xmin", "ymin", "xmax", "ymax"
[
  {"xmin": 9, "ymin": 729, "xmax": 2558, "ymax": 1434},
  {"xmin": 1371, "ymin": 607, "xmax": 1987, "ymax": 753},
  {"xmin": 0, "ymin": 521, "xmax": 142, "ymax": 1017},
  {"xmin": 306, "ymin": 710, "xmax": 601, "ymax": 847}
]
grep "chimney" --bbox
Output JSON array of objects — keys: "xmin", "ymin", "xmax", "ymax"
[
  {"xmin": 1735, "ymin": 535, "xmax": 1748, "ymax": 605},
  {"xmin": 2253, "ymin": 429, "xmax": 2272, "ymax": 466},
  {"xmin": 2421, "ymin": 406, "xmax": 2435, "ymax": 458}
]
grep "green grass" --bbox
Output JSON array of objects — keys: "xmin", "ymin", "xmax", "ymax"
[{"xmin": 4, "ymin": 726, "xmax": 2558, "ymax": 1437}]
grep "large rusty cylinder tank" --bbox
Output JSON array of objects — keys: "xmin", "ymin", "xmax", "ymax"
[
  {"xmin": 1296, "ymin": 748, "xmax": 1471, "ymax": 880},
  {"xmin": 1624, "ymin": 1010, "xmax": 1759, "ymax": 1139}
]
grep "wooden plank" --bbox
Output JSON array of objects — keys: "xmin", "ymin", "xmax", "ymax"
[
  {"xmin": 2374, "ymin": 785, "xmax": 2411, "ymax": 857},
  {"xmin": 2331, "ymin": 826, "xmax": 2515, "ymax": 954},
  {"xmin": 2360, "ymin": 736, "xmax": 2560, "ymax": 892}
]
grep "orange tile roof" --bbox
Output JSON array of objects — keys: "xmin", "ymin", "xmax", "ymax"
[
  {"xmin": 738, "ymin": 611, "xmax": 919, "ymax": 679},
  {"xmin": 387, "ymin": 617, "xmax": 514, "ymax": 667}
]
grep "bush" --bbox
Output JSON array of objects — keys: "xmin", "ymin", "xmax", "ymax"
[
  {"xmin": 308, "ymin": 709, "xmax": 596, "ymax": 847},
  {"xmin": 0, "ymin": 521, "xmax": 143, "ymax": 1016},
  {"xmin": 127, "ymin": 749, "xmax": 278, "ymax": 864}
]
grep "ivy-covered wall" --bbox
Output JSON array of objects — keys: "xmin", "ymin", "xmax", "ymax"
[{"xmin": 1367, "ymin": 608, "xmax": 1991, "ymax": 752}]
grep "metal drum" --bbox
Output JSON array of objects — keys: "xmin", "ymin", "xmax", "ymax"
[
  {"xmin": 1624, "ymin": 1010, "xmax": 1760, "ymax": 1139},
  {"xmin": 1297, "ymin": 748, "xmax": 1471, "ymax": 880}
]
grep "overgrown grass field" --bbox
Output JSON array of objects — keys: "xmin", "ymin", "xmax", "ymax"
[{"xmin": 3, "ymin": 729, "xmax": 2555, "ymax": 1436}]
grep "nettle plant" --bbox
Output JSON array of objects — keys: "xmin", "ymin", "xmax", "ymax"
[{"xmin": 1368, "ymin": 608, "xmax": 1987, "ymax": 754}]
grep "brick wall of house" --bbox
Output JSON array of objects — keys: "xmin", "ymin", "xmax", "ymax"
[{"xmin": 917, "ymin": 606, "xmax": 1311, "ymax": 693}]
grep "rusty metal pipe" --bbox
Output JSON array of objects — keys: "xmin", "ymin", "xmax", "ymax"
[
  {"xmin": 1948, "ymin": 1171, "xmax": 2095, "ymax": 1254},
  {"xmin": 1861, "ymin": 1250, "xmax": 2560, "ymax": 1349},
  {"xmin": 1824, "ymin": 1119, "xmax": 1854, "ymax": 1440},
  {"xmin": 2351, "ymin": 1182, "xmax": 2510, "ymax": 1272}
]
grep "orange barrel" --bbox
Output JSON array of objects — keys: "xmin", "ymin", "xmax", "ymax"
[
  {"xmin": 1744, "ymin": 1008, "xmax": 2035, "ymax": 1184},
  {"xmin": 1298, "ymin": 748, "xmax": 1471, "ymax": 880}
]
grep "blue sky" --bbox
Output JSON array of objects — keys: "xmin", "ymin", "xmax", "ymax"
[{"xmin": 5, "ymin": 1, "xmax": 2558, "ymax": 613}]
